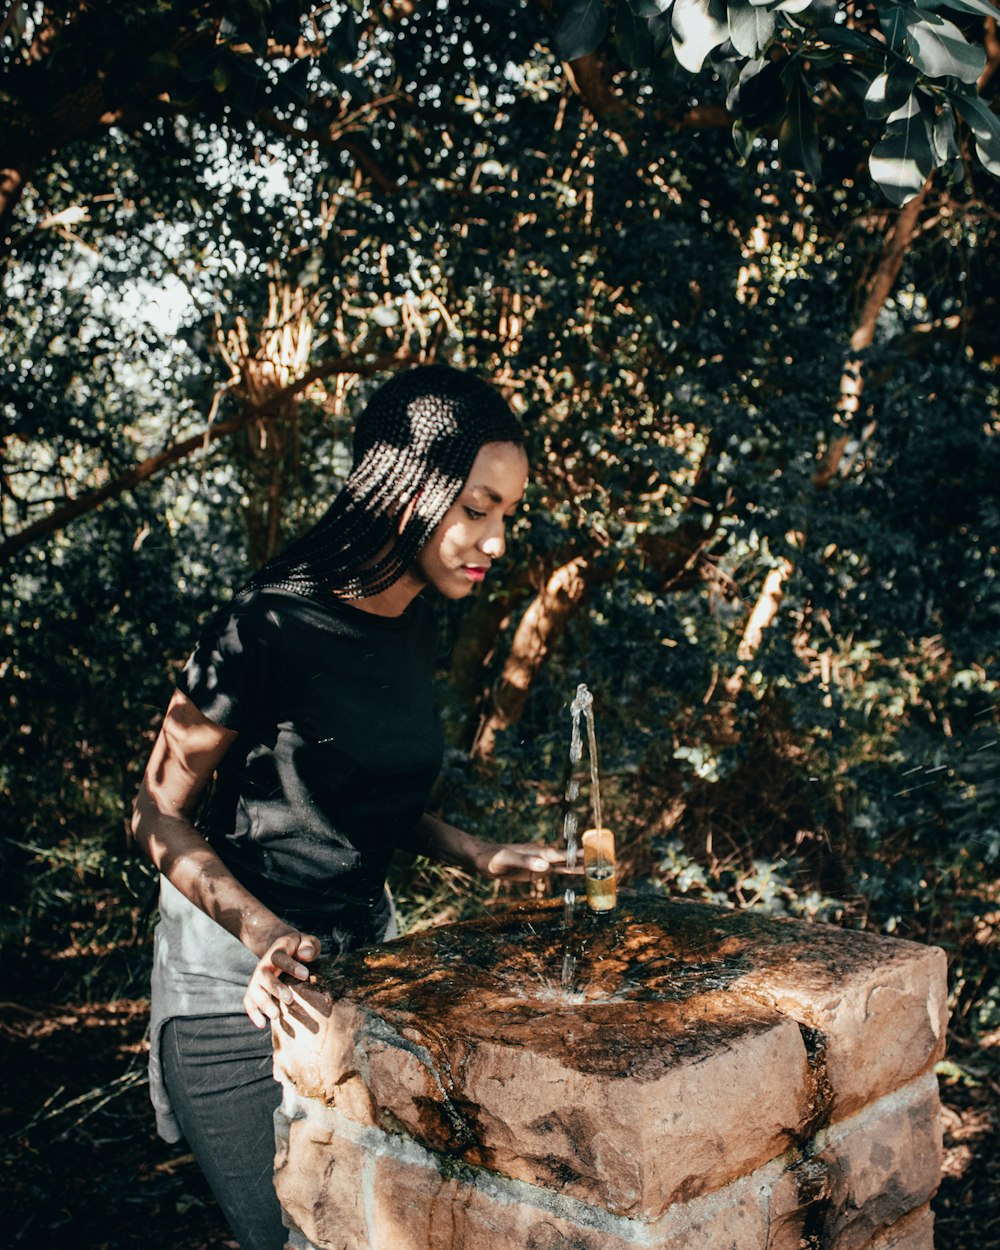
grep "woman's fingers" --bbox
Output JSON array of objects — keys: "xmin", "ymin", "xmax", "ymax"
[
  {"xmin": 483, "ymin": 842, "xmax": 565, "ymax": 879},
  {"xmin": 242, "ymin": 930, "xmax": 321, "ymax": 1026}
]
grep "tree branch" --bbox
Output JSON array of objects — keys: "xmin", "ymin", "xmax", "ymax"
[
  {"xmin": 0, "ymin": 414, "xmax": 251, "ymax": 564},
  {"xmin": 0, "ymin": 352, "xmax": 410, "ymax": 563}
]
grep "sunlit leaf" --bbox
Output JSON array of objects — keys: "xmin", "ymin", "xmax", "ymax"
[
  {"xmin": 975, "ymin": 139, "xmax": 1000, "ymax": 176},
  {"xmin": 947, "ymin": 89, "xmax": 1000, "ymax": 174},
  {"xmin": 886, "ymin": 92, "xmax": 920, "ymax": 124},
  {"xmin": 727, "ymin": 0, "xmax": 776, "ymax": 56},
  {"xmin": 934, "ymin": 0, "xmax": 1000, "ymax": 18},
  {"xmin": 863, "ymin": 66, "xmax": 919, "ymax": 119},
  {"xmin": 869, "ymin": 109, "xmax": 935, "ymax": 205},
  {"xmin": 629, "ymin": 0, "xmax": 676, "ymax": 15},
  {"xmin": 785, "ymin": 0, "xmax": 840, "ymax": 23},
  {"xmin": 930, "ymin": 105, "xmax": 959, "ymax": 165},
  {"xmin": 671, "ymin": 0, "xmax": 730, "ymax": 72},
  {"xmin": 903, "ymin": 12, "xmax": 986, "ymax": 82}
]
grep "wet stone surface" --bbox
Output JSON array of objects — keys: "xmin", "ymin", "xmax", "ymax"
[{"xmin": 272, "ymin": 894, "xmax": 947, "ymax": 1246}]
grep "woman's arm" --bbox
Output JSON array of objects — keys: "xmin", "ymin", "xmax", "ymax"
[
  {"xmin": 131, "ymin": 689, "xmax": 319, "ymax": 1028},
  {"xmin": 403, "ymin": 812, "xmax": 569, "ymax": 881}
]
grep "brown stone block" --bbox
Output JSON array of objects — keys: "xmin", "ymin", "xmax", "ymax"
[
  {"xmin": 447, "ymin": 995, "xmax": 811, "ymax": 1217},
  {"xmin": 370, "ymin": 1153, "xmax": 644, "ymax": 1250},
  {"xmin": 837, "ymin": 1203, "xmax": 935, "ymax": 1250},
  {"xmin": 273, "ymin": 990, "xmax": 381, "ymax": 1126},
  {"xmin": 816, "ymin": 1075, "xmax": 942, "ymax": 1250},
  {"xmin": 273, "ymin": 1094, "xmax": 369, "ymax": 1250},
  {"xmin": 270, "ymin": 899, "xmax": 948, "ymax": 1235},
  {"xmin": 726, "ymin": 917, "xmax": 948, "ymax": 1119}
]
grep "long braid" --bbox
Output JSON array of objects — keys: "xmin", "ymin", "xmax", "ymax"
[{"xmin": 247, "ymin": 365, "xmax": 523, "ymax": 601}]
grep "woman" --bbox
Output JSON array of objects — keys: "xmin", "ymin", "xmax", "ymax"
[{"xmin": 132, "ymin": 365, "xmax": 564, "ymax": 1250}]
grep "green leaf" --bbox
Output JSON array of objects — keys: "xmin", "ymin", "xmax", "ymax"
[
  {"xmin": 330, "ymin": 11, "xmax": 360, "ymax": 62},
  {"xmin": 728, "ymin": 56, "xmax": 787, "ymax": 128},
  {"xmin": 281, "ymin": 58, "xmax": 311, "ymax": 105},
  {"xmin": 732, "ymin": 118, "xmax": 758, "ymax": 160},
  {"xmin": 947, "ymin": 90, "xmax": 1000, "ymax": 175},
  {"xmin": 649, "ymin": 10, "xmax": 675, "ymax": 55},
  {"xmin": 902, "ymin": 12, "xmax": 986, "ymax": 83},
  {"xmin": 825, "ymin": 63, "xmax": 876, "ymax": 103},
  {"xmin": 784, "ymin": 0, "xmax": 840, "ymax": 24},
  {"xmin": 929, "ymin": 103, "xmax": 959, "ymax": 165},
  {"xmin": 974, "ymin": 139, "xmax": 1000, "ymax": 176},
  {"xmin": 814, "ymin": 24, "xmax": 892, "ymax": 56},
  {"xmin": 879, "ymin": 4, "xmax": 908, "ymax": 51},
  {"xmin": 554, "ymin": 0, "xmax": 611, "ymax": 60},
  {"xmin": 149, "ymin": 50, "xmax": 182, "ymax": 72},
  {"xmin": 778, "ymin": 71, "xmax": 821, "ymax": 180},
  {"xmin": 617, "ymin": 0, "xmax": 656, "ymax": 65},
  {"xmin": 212, "ymin": 62, "xmax": 230, "ymax": 94},
  {"xmin": 934, "ymin": 0, "xmax": 1000, "ymax": 18},
  {"xmin": 869, "ymin": 108, "xmax": 935, "ymax": 205},
  {"xmin": 628, "ymin": 0, "xmax": 675, "ymax": 15},
  {"xmin": 671, "ymin": 0, "xmax": 730, "ymax": 71},
  {"xmin": 864, "ymin": 66, "xmax": 919, "ymax": 119},
  {"xmin": 727, "ymin": 0, "xmax": 776, "ymax": 56}
]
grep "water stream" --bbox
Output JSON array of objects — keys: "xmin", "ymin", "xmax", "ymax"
[{"xmin": 560, "ymin": 683, "xmax": 606, "ymax": 991}]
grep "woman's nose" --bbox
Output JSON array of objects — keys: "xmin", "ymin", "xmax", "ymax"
[{"xmin": 479, "ymin": 525, "xmax": 506, "ymax": 559}]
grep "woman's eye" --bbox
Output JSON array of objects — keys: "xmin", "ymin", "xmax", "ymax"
[{"xmin": 464, "ymin": 507, "xmax": 486, "ymax": 521}]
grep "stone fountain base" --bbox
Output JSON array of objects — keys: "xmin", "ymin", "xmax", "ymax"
[{"xmin": 271, "ymin": 897, "xmax": 947, "ymax": 1250}]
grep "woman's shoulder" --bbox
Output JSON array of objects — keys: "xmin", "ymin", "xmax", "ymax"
[{"xmin": 207, "ymin": 584, "xmax": 438, "ymax": 648}]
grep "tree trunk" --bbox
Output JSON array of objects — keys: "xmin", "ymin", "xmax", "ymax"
[
  {"xmin": 815, "ymin": 180, "xmax": 931, "ymax": 487},
  {"xmin": 737, "ymin": 559, "xmax": 794, "ymax": 662},
  {"xmin": 472, "ymin": 558, "xmax": 589, "ymax": 762},
  {"xmin": 448, "ymin": 574, "xmax": 534, "ymax": 703}
]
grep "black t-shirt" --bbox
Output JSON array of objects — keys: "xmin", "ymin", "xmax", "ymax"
[{"xmin": 177, "ymin": 587, "xmax": 443, "ymax": 951}]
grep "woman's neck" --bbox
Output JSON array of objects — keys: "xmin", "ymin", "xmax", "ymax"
[{"xmin": 338, "ymin": 569, "xmax": 427, "ymax": 618}]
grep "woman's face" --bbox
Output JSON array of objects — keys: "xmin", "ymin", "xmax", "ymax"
[{"xmin": 413, "ymin": 441, "xmax": 529, "ymax": 599}]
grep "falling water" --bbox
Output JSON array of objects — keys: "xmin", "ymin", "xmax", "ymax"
[{"xmin": 561, "ymin": 683, "xmax": 604, "ymax": 991}]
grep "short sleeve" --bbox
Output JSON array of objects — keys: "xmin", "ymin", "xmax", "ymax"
[{"xmin": 176, "ymin": 594, "xmax": 282, "ymax": 732}]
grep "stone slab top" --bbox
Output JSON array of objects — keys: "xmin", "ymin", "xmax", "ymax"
[{"xmin": 273, "ymin": 895, "xmax": 947, "ymax": 1216}]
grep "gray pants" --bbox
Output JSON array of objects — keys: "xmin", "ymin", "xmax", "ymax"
[{"xmin": 160, "ymin": 1015, "xmax": 286, "ymax": 1250}]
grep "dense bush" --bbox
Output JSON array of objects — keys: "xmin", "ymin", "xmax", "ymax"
[{"xmin": 1, "ymin": 0, "xmax": 997, "ymax": 1043}]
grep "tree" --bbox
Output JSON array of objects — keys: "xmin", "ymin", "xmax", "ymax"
[{"xmin": 1, "ymin": 2, "xmax": 997, "ymax": 1020}]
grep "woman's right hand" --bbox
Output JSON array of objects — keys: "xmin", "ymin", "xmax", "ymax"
[{"xmin": 243, "ymin": 928, "xmax": 321, "ymax": 1029}]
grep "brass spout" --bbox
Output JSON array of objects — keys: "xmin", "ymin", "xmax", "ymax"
[{"xmin": 581, "ymin": 827, "xmax": 617, "ymax": 913}]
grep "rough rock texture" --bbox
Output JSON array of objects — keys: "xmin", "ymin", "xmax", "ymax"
[{"xmin": 272, "ymin": 896, "xmax": 947, "ymax": 1250}]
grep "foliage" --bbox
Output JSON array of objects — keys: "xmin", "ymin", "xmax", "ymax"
[
  {"xmin": 551, "ymin": 0, "xmax": 1000, "ymax": 203},
  {"xmin": 0, "ymin": 0, "xmax": 997, "ymax": 1053}
]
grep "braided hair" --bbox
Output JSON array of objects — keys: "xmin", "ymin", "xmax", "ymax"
[{"xmin": 248, "ymin": 364, "xmax": 524, "ymax": 600}]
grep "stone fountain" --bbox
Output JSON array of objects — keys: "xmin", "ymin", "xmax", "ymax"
[{"xmin": 271, "ymin": 894, "xmax": 947, "ymax": 1250}]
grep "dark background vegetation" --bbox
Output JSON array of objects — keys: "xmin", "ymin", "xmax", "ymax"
[{"xmin": 2, "ymin": 1, "xmax": 998, "ymax": 1246}]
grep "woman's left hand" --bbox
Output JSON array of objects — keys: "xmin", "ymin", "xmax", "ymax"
[
  {"xmin": 406, "ymin": 814, "xmax": 579, "ymax": 883},
  {"xmin": 472, "ymin": 840, "xmax": 572, "ymax": 882}
]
